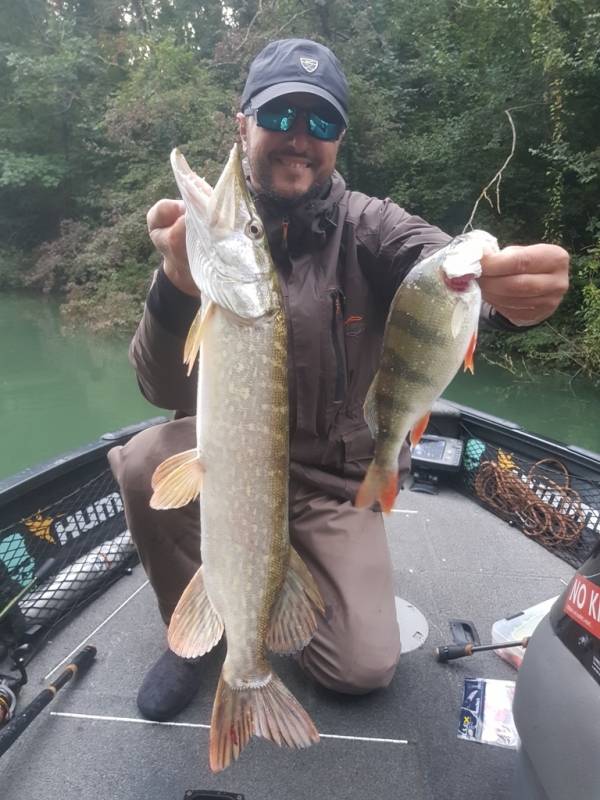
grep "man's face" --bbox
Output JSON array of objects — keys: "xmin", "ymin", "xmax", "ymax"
[{"xmin": 237, "ymin": 92, "xmax": 345, "ymax": 204}]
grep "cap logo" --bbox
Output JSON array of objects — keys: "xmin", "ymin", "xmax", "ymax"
[{"xmin": 300, "ymin": 57, "xmax": 318, "ymax": 73}]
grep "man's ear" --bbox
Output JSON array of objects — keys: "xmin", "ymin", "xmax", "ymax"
[{"xmin": 236, "ymin": 112, "xmax": 248, "ymax": 151}]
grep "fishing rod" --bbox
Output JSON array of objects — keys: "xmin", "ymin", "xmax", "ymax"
[
  {"xmin": 435, "ymin": 637, "xmax": 530, "ymax": 662},
  {"xmin": 0, "ymin": 558, "xmax": 56, "ymax": 627},
  {"xmin": 0, "ymin": 645, "xmax": 97, "ymax": 758},
  {"xmin": 0, "ymin": 558, "xmax": 59, "ymax": 727}
]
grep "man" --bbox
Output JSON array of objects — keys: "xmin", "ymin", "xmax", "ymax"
[{"xmin": 108, "ymin": 38, "xmax": 569, "ymax": 722}]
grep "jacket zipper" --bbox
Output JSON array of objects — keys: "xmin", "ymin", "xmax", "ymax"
[
  {"xmin": 281, "ymin": 216, "xmax": 289, "ymax": 250},
  {"xmin": 330, "ymin": 289, "xmax": 347, "ymax": 404}
]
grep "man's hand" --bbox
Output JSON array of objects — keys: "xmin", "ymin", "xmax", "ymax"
[
  {"xmin": 479, "ymin": 244, "xmax": 570, "ymax": 326},
  {"xmin": 146, "ymin": 199, "xmax": 200, "ymax": 298}
]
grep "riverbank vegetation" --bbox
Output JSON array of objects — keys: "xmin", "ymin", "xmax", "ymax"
[{"xmin": 1, "ymin": 1, "xmax": 599, "ymax": 380}]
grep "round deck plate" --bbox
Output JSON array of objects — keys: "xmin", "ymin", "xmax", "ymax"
[{"xmin": 395, "ymin": 596, "xmax": 429, "ymax": 653}]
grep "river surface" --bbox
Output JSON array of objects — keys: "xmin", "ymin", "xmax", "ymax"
[{"xmin": 2, "ymin": 292, "xmax": 599, "ymax": 481}]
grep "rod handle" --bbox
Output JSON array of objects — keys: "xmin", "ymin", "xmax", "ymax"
[{"xmin": 0, "ymin": 645, "xmax": 97, "ymax": 758}]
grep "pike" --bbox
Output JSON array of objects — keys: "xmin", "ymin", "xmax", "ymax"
[
  {"xmin": 356, "ymin": 230, "xmax": 499, "ymax": 513},
  {"xmin": 150, "ymin": 144, "xmax": 323, "ymax": 771}
]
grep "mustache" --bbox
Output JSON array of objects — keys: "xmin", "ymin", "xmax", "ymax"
[{"xmin": 272, "ymin": 148, "xmax": 311, "ymax": 159}]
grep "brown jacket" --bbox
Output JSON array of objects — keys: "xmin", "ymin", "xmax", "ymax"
[{"xmin": 131, "ymin": 171, "xmax": 514, "ymax": 500}]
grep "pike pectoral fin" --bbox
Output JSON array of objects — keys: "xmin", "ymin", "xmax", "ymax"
[
  {"xmin": 149, "ymin": 449, "xmax": 203, "ymax": 509},
  {"xmin": 463, "ymin": 331, "xmax": 477, "ymax": 374},
  {"xmin": 183, "ymin": 300, "xmax": 215, "ymax": 376},
  {"xmin": 168, "ymin": 566, "xmax": 223, "ymax": 659},
  {"xmin": 209, "ymin": 670, "xmax": 320, "ymax": 772},
  {"xmin": 410, "ymin": 412, "xmax": 431, "ymax": 447},
  {"xmin": 355, "ymin": 462, "xmax": 398, "ymax": 514},
  {"xmin": 266, "ymin": 548, "xmax": 325, "ymax": 654}
]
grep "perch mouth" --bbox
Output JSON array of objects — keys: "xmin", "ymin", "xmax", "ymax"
[{"xmin": 443, "ymin": 273, "xmax": 477, "ymax": 292}]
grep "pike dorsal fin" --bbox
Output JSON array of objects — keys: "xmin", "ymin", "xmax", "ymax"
[
  {"xmin": 266, "ymin": 548, "xmax": 325, "ymax": 654},
  {"xmin": 168, "ymin": 566, "xmax": 224, "ymax": 659}
]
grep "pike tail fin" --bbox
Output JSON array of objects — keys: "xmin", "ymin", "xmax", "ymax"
[
  {"xmin": 355, "ymin": 462, "xmax": 398, "ymax": 513},
  {"xmin": 209, "ymin": 670, "xmax": 319, "ymax": 772}
]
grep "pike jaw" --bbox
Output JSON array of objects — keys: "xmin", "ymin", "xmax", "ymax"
[{"xmin": 170, "ymin": 144, "xmax": 277, "ymax": 321}]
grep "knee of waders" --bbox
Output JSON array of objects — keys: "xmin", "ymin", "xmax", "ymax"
[
  {"xmin": 331, "ymin": 650, "xmax": 400, "ymax": 694},
  {"xmin": 107, "ymin": 418, "xmax": 196, "ymax": 500},
  {"xmin": 301, "ymin": 636, "xmax": 401, "ymax": 695}
]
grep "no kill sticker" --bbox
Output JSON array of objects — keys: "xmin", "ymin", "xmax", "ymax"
[{"xmin": 564, "ymin": 574, "xmax": 600, "ymax": 640}]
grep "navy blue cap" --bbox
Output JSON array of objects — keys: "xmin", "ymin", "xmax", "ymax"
[{"xmin": 240, "ymin": 39, "xmax": 349, "ymax": 125}]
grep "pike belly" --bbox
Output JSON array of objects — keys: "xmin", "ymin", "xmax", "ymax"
[{"xmin": 197, "ymin": 303, "xmax": 288, "ymax": 684}]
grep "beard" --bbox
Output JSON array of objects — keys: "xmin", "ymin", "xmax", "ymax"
[{"xmin": 245, "ymin": 150, "xmax": 332, "ymax": 210}]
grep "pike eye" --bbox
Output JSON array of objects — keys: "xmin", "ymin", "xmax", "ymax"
[{"xmin": 245, "ymin": 218, "xmax": 264, "ymax": 240}]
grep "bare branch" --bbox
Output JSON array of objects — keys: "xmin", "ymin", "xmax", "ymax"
[
  {"xmin": 272, "ymin": 8, "xmax": 310, "ymax": 37},
  {"xmin": 463, "ymin": 109, "xmax": 517, "ymax": 233},
  {"xmin": 233, "ymin": 0, "xmax": 264, "ymax": 53}
]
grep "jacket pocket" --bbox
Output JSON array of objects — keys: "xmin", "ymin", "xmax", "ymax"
[{"xmin": 342, "ymin": 425, "xmax": 375, "ymax": 468}]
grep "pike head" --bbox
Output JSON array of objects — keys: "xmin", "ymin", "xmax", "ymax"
[{"xmin": 170, "ymin": 143, "xmax": 276, "ymax": 320}]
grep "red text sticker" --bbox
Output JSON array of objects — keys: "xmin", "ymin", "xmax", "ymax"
[{"xmin": 564, "ymin": 574, "xmax": 600, "ymax": 640}]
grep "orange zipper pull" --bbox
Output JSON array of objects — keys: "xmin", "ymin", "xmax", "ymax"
[{"xmin": 282, "ymin": 217, "xmax": 289, "ymax": 248}]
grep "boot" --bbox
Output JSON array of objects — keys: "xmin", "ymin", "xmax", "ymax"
[{"xmin": 137, "ymin": 649, "xmax": 203, "ymax": 721}]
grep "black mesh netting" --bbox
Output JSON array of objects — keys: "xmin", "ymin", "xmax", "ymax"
[
  {"xmin": 459, "ymin": 437, "xmax": 600, "ymax": 569},
  {"xmin": 0, "ymin": 468, "xmax": 136, "ymax": 650}
]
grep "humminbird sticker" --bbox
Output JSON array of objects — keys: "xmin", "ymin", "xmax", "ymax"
[
  {"xmin": 53, "ymin": 492, "xmax": 123, "ymax": 545},
  {"xmin": 564, "ymin": 574, "xmax": 600, "ymax": 640}
]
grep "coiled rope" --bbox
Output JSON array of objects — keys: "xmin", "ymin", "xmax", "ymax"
[{"xmin": 473, "ymin": 456, "xmax": 587, "ymax": 548}]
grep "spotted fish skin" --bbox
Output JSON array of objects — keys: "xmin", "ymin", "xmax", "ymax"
[
  {"xmin": 356, "ymin": 231, "xmax": 498, "ymax": 512},
  {"xmin": 150, "ymin": 144, "xmax": 323, "ymax": 773},
  {"xmin": 199, "ymin": 304, "xmax": 288, "ymax": 687}
]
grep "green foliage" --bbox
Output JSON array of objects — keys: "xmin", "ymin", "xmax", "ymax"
[
  {"xmin": 0, "ymin": 152, "xmax": 67, "ymax": 189},
  {"xmin": 0, "ymin": 246, "xmax": 34, "ymax": 290},
  {"xmin": 1, "ymin": 0, "xmax": 599, "ymax": 379}
]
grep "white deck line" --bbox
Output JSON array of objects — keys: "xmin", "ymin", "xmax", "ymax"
[
  {"xmin": 43, "ymin": 580, "xmax": 150, "ymax": 681},
  {"xmin": 50, "ymin": 711, "xmax": 410, "ymax": 745},
  {"xmin": 391, "ymin": 509, "xmax": 419, "ymax": 515}
]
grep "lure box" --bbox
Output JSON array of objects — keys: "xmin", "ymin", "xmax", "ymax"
[{"xmin": 491, "ymin": 596, "xmax": 558, "ymax": 669}]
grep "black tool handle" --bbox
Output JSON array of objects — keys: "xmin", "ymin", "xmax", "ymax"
[
  {"xmin": 435, "ymin": 643, "xmax": 475, "ymax": 662},
  {"xmin": 0, "ymin": 645, "xmax": 96, "ymax": 758},
  {"xmin": 435, "ymin": 637, "xmax": 529, "ymax": 662}
]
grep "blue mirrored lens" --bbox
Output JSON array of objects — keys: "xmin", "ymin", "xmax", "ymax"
[
  {"xmin": 308, "ymin": 112, "xmax": 341, "ymax": 141},
  {"xmin": 255, "ymin": 106, "xmax": 341, "ymax": 141},
  {"xmin": 256, "ymin": 107, "xmax": 296, "ymax": 133}
]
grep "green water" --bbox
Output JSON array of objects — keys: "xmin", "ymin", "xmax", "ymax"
[
  {"xmin": 445, "ymin": 358, "xmax": 600, "ymax": 453},
  {"xmin": 1, "ymin": 293, "xmax": 156, "ymax": 481},
  {"xmin": 1, "ymin": 292, "xmax": 599, "ymax": 481}
]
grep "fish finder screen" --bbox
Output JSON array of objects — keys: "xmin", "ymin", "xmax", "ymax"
[{"xmin": 413, "ymin": 440, "xmax": 445, "ymax": 460}]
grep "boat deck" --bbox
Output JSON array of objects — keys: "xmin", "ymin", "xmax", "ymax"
[{"xmin": 1, "ymin": 484, "xmax": 573, "ymax": 800}]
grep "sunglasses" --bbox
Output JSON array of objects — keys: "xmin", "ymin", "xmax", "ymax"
[{"xmin": 249, "ymin": 103, "xmax": 345, "ymax": 142}]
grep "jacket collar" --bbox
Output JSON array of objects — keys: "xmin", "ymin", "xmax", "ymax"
[{"xmin": 245, "ymin": 167, "xmax": 347, "ymax": 256}]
